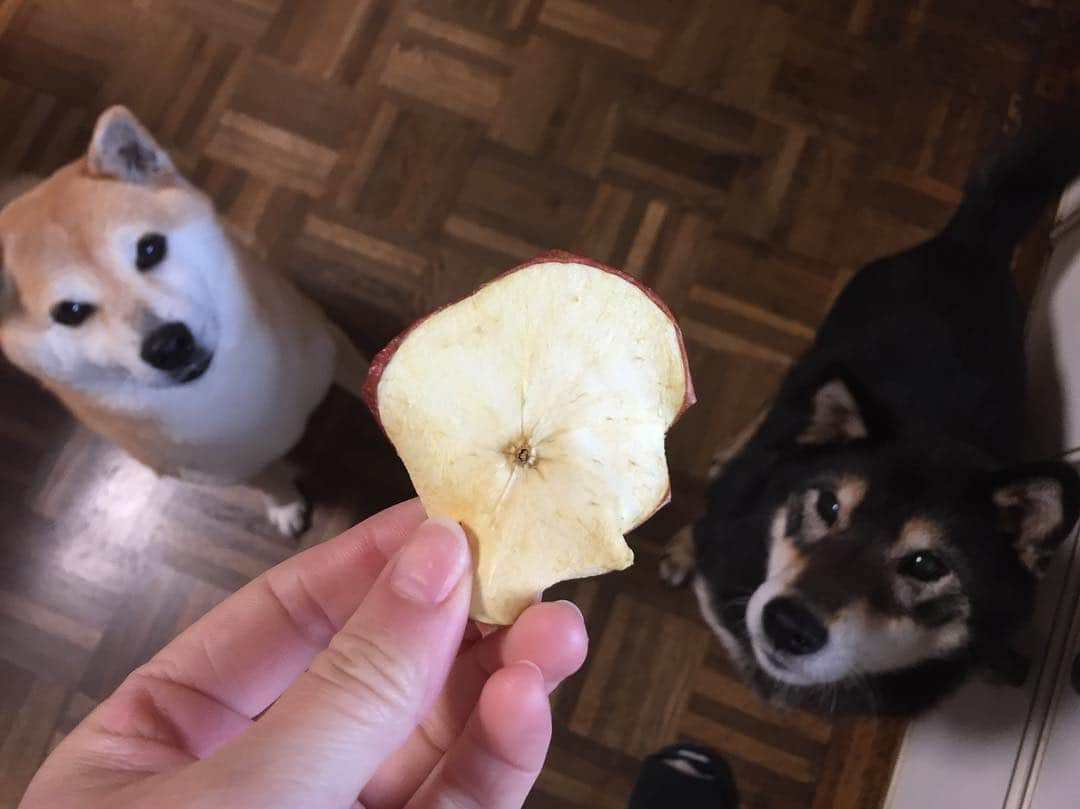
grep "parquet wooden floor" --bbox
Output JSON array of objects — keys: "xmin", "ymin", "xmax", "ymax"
[{"xmin": 1, "ymin": 1, "xmax": 1079, "ymax": 807}]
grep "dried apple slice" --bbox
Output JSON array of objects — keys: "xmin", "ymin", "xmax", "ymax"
[{"xmin": 364, "ymin": 252, "xmax": 695, "ymax": 624}]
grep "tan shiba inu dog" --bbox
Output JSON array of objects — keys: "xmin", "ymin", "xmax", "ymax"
[{"xmin": 0, "ymin": 106, "xmax": 367, "ymax": 536}]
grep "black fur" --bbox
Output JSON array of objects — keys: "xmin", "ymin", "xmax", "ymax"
[{"xmin": 694, "ymin": 126, "xmax": 1080, "ymax": 716}]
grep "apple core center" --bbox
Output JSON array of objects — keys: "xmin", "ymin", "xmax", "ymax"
[{"xmin": 509, "ymin": 440, "xmax": 538, "ymax": 468}]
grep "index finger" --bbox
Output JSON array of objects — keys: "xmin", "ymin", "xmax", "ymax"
[{"xmin": 139, "ymin": 499, "xmax": 427, "ymax": 718}]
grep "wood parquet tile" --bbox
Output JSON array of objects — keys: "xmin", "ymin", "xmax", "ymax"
[{"xmin": 1, "ymin": 0, "xmax": 1079, "ymax": 806}]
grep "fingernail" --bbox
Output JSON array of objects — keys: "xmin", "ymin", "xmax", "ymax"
[
  {"xmin": 391, "ymin": 517, "xmax": 469, "ymax": 605},
  {"xmin": 500, "ymin": 662, "xmax": 551, "ymax": 748},
  {"xmin": 555, "ymin": 599, "xmax": 584, "ymax": 620},
  {"xmin": 510, "ymin": 659, "xmax": 545, "ymax": 685}
]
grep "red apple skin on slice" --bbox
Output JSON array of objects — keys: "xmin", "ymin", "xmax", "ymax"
[
  {"xmin": 362, "ymin": 251, "xmax": 696, "ymax": 423},
  {"xmin": 364, "ymin": 251, "xmax": 695, "ymax": 625}
]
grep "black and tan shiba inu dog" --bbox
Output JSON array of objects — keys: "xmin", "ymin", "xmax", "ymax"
[{"xmin": 671, "ymin": 127, "xmax": 1080, "ymax": 715}]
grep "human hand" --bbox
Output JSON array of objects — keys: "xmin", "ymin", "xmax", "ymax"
[{"xmin": 19, "ymin": 500, "xmax": 588, "ymax": 808}]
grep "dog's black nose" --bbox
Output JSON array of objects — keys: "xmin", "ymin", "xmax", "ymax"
[
  {"xmin": 141, "ymin": 322, "xmax": 196, "ymax": 371},
  {"xmin": 762, "ymin": 597, "xmax": 828, "ymax": 656}
]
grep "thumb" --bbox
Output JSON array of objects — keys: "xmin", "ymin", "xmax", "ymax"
[{"xmin": 185, "ymin": 516, "xmax": 472, "ymax": 807}]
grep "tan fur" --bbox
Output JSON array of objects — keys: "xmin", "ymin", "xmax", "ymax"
[
  {"xmin": 766, "ymin": 475, "xmax": 869, "ymax": 586},
  {"xmin": 831, "ymin": 597, "xmax": 969, "ymax": 673},
  {"xmin": 893, "ymin": 517, "xmax": 945, "ymax": 555},
  {"xmin": 750, "ymin": 505, "xmax": 972, "ymax": 686},
  {"xmin": 797, "ymin": 379, "xmax": 867, "ymax": 445},
  {"xmin": 993, "ymin": 479, "xmax": 1065, "ymax": 573},
  {"xmin": 833, "ymin": 476, "xmax": 867, "ymax": 531},
  {"xmin": 767, "ymin": 508, "xmax": 803, "ymax": 582},
  {"xmin": 0, "ymin": 107, "xmax": 367, "ymax": 536}
]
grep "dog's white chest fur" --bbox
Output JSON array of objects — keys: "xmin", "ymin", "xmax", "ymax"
[
  {"xmin": 55, "ymin": 240, "xmax": 339, "ymax": 485},
  {"xmin": 141, "ymin": 314, "xmax": 334, "ymax": 484}
]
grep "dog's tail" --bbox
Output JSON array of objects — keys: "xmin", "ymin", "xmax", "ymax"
[{"xmin": 943, "ymin": 119, "xmax": 1080, "ymax": 257}]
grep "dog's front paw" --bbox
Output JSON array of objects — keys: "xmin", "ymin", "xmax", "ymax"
[
  {"xmin": 659, "ymin": 526, "xmax": 696, "ymax": 588},
  {"xmin": 659, "ymin": 553, "xmax": 694, "ymax": 588},
  {"xmin": 268, "ymin": 498, "xmax": 311, "ymax": 539}
]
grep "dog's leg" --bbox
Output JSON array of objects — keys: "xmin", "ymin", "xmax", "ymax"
[
  {"xmin": 660, "ymin": 525, "xmax": 697, "ymax": 588},
  {"xmin": 659, "ymin": 407, "xmax": 769, "ymax": 588},
  {"xmin": 248, "ymin": 460, "xmax": 310, "ymax": 539},
  {"xmin": 329, "ymin": 323, "xmax": 369, "ymax": 399}
]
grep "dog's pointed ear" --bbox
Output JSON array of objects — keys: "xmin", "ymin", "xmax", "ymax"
[
  {"xmin": 993, "ymin": 463, "xmax": 1080, "ymax": 576},
  {"xmin": 87, "ymin": 106, "xmax": 174, "ymax": 184},
  {"xmin": 798, "ymin": 377, "xmax": 869, "ymax": 445}
]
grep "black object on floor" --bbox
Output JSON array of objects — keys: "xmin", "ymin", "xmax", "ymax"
[{"xmin": 628, "ymin": 743, "xmax": 739, "ymax": 809}]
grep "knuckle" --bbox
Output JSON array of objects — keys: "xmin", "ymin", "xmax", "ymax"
[{"xmin": 309, "ymin": 628, "xmax": 419, "ymax": 723}]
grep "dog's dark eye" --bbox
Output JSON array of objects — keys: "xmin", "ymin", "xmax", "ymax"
[
  {"xmin": 136, "ymin": 233, "xmax": 167, "ymax": 271},
  {"xmin": 815, "ymin": 490, "xmax": 840, "ymax": 527},
  {"xmin": 51, "ymin": 301, "xmax": 97, "ymax": 327},
  {"xmin": 899, "ymin": 552, "xmax": 949, "ymax": 583}
]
